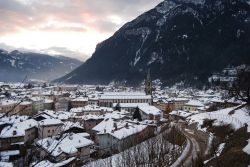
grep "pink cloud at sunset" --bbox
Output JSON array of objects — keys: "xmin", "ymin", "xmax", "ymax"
[{"xmin": 0, "ymin": 0, "xmax": 162, "ymax": 61}]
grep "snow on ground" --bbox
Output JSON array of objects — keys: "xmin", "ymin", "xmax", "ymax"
[
  {"xmin": 187, "ymin": 106, "xmax": 250, "ymax": 131},
  {"xmin": 0, "ymin": 162, "xmax": 13, "ymax": 167},
  {"xmin": 170, "ymin": 139, "xmax": 190, "ymax": 167},
  {"xmin": 216, "ymin": 143, "xmax": 225, "ymax": 156},
  {"xmin": 204, "ymin": 142, "xmax": 225, "ymax": 164},
  {"xmin": 243, "ymin": 139, "xmax": 250, "ymax": 155},
  {"xmin": 205, "ymin": 133, "xmax": 213, "ymax": 155}
]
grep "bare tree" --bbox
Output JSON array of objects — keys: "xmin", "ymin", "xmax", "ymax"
[{"xmin": 229, "ymin": 68, "xmax": 250, "ymax": 105}]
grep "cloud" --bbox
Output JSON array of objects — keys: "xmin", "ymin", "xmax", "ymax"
[
  {"xmin": 0, "ymin": 0, "xmax": 162, "ymax": 59},
  {"xmin": 39, "ymin": 47, "xmax": 87, "ymax": 61},
  {"xmin": 0, "ymin": 43, "xmax": 86, "ymax": 61}
]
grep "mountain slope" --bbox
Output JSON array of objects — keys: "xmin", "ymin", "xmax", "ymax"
[
  {"xmin": 58, "ymin": 0, "xmax": 250, "ymax": 86},
  {"xmin": 0, "ymin": 49, "xmax": 82, "ymax": 82}
]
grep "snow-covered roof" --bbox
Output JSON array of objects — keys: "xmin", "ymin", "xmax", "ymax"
[
  {"xmin": 94, "ymin": 118, "xmax": 148, "ymax": 140},
  {"xmin": 100, "ymin": 92, "xmax": 152, "ymax": 100},
  {"xmin": 0, "ymin": 162, "xmax": 13, "ymax": 167},
  {"xmin": 38, "ymin": 119, "xmax": 63, "ymax": 126},
  {"xmin": 77, "ymin": 133, "xmax": 90, "ymax": 138},
  {"xmin": 0, "ymin": 115, "xmax": 29, "ymax": 124},
  {"xmin": 20, "ymin": 101, "xmax": 32, "ymax": 105},
  {"xmin": 29, "ymin": 97, "xmax": 44, "ymax": 102},
  {"xmin": 70, "ymin": 105, "xmax": 113, "ymax": 113},
  {"xmin": 171, "ymin": 98, "xmax": 189, "ymax": 102},
  {"xmin": 109, "ymin": 123, "xmax": 148, "ymax": 140},
  {"xmin": 71, "ymin": 97, "xmax": 88, "ymax": 102},
  {"xmin": 112, "ymin": 103, "xmax": 149, "ymax": 108},
  {"xmin": 0, "ymin": 119, "xmax": 38, "ymax": 138},
  {"xmin": 138, "ymin": 105, "xmax": 162, "ymax": 115},
  {"xmin": 62, "ymin": 121, "xmax": 84, "ymax": 131},
  {"xmin": 0, "ymin": 150, "xmax": 20, "ymax": 157},
  {"xmin": 169, "ymin": 110, "xmax": 193, "ymax": 118},
  {"xmin": 36, "ymin": 133, "xmax": 94, "ymax": 157},
  {"xmin": 41, "ymin": 110, "xmax": 74, "ymax": 120},
  {"xmin": 33, "ymin": 157, "xmax": 75, "ymax": 167},
  {"xmin": 184, "ymin": 100, "xmax": 204, "ymax": 107},
  {"xmin": 0, "ymin": 100, "xmax": 17, "ymax": 106},
  {"xmin": 93, "ymin": 118, "xmax": 118, "ymax": 132},
  {"xmin": 44, "ymin": 99, "xmax": 53, "ymax": 103}
]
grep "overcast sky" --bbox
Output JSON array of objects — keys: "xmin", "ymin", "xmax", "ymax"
[{"xmin": 0, "ymin": 0, "xmax": 162, "ymax": 61}]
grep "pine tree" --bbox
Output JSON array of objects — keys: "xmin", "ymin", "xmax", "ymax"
[{"xmin": 133, "ymin": 107, "xmax": 142, "ymax": 121}]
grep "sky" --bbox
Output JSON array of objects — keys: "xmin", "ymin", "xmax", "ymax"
[{"xmin": 0, "ymin": 0, "xmax": 162, "ymax": 61}]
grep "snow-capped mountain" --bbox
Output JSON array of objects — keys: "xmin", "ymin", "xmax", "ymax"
[
  {"xmin": 57, "ymin": 0, "xmax": 250, "ymax": 86},
  {"xmin": 0, "ymin": 49, "xmax": 82, "ymax": 82}
]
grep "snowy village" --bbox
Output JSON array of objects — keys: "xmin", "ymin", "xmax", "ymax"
[
  {"xmin": 1, "ymin": 0, "xmax": 250, "ymax": 166},
  {"xmin": 0, "ymin": 67, "xmax": 249, "ymax": 167}
]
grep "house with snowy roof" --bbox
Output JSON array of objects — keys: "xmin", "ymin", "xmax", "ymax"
[
  {"xmin": 138, "ymin": 105, "xmax": 163, "ymax": 121},
  {"xmin": 99, "ymin": 92, "xmax": 152, "ymax": 107},
  {"xmin": 93, "ymin": 119, "xmax": 151, "ymax": 155},
  {"xmin": 35, "ymin": 133, "xmax": 94, "ymax": 164},
  {"xmin": 0, "ymin": 119, "xmax": 38, "ymax": 150},
  {"xmin": 183, "ymin": 100, "xmax": 204, "ymax": 112},
  {"xmin": 62, "ymin": 121, "xmax": 85, "ymax": 134},
  {"xmin": 171, "ymin": 98, "xmax": 189, "ymax": 110},
  {"xmin": 0, "ymin": 100, "xmax": 19, "ymax": 115},
  {"xmin": 112, "ymin": 102, "xmax": 149, "ymax": 113},
  {"xmin": 70, "ymin": 97, "xmax": 88, "ymax": 108},
  {"xmin": 70, "ymin": 105, "xmax": 113, "ymax": 116},
  {"xmin": 36, "ymin": 110, "xmax": 74, "ymax": 121},
  {"xmin": 38, "ymin": 119, "xmax": 64, "ymax": 139}
]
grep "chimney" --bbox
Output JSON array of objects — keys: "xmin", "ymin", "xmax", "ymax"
[
  {"xmin": 125, "ymin": 123, "xmax": 129, "ymax": 128},
  {"xmin": 13, "ymin": 130, "xmax": 17, "ymax": 135},
  {"xmin": 113, "ymin": 122, "xmax": 117, "ymax": 130}
]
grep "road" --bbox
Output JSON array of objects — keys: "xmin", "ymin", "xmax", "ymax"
[{"xmin": 170, "ymin": 123, "xmax": 206, "ymax": 167}]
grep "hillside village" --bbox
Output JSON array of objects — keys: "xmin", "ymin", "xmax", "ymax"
[{"xmin": 0, "ymin": 78, "xmax": 249, "ymax": 166}]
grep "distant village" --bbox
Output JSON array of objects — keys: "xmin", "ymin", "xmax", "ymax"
[{"xmin": 0, "ymin": 73, "xmax": 244, "ymax": 167}]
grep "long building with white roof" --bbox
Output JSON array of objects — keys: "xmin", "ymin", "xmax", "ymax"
[{"xmin": 99, "ymin": 92, "xmax": 152, "ymax": 107}]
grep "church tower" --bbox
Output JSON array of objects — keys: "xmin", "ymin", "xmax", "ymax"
[{"xmin": 145, "ymin": 69, "xmax": 152, "ymax": 95}]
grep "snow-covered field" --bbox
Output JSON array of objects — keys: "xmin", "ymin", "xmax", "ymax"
[
  {"xmin": 187, "ymin": 105, "xmax": 250, "ymax": 155},
  {"xmin": 187, "ymin": 106, "xmax": 250, "ymax": 132}
]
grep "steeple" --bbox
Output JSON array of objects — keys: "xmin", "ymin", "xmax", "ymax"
[{"xmin": 145, "ymin": 69, "xmax": 152, "ymax": 95}]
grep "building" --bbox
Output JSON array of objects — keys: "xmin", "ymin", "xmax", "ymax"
[
  {"xmin": 138, "ymin": 105, "xmax": 163, "ymax": 121},
  {"xmin": 93, "ymin": 119, "xmax": 150, "ymax": 154},
  {"xmin": 43, "ymin": 99, "xmax": 54, "ymax": 110},
  {"xmin": 29, "ymin": 97, "xmax": 44, "ymax": 114},
  {"xmin": 0, "ymin": 119, "xmax": 38, "ymax": 150},
  {"xmin": 70, "ymin": 97, "xmax": 88, "ymax": 108},
  {"xmin": 99, "ymin": 92, "xmax": 152, "ymax": 107},
  {"xmin": 55, "ymin": 98, "xmax": 69, "ymax": 111},
  {"xmin": 171, "ymin": 98, "xmax": 189, "ymax": 110},
  {"xmin": 70, "ymin": 105, "xmax": 113, "ymax": 116},
  {"xmin": 112, "ymin": 103, "xmax": 149, "ymax": 113},
  {"xmin": 35, "ymin": 133, "xmax": 94, "ymax": 163},
  {"xmin": 0, "ymin": 100, "xmax": 18, "ymax": 115},
  {"xmin": 38, "ymin": 119, "xmax": 64, "ymax": 139},
  {"xmin": 183, "ymin": 100, "xmax": 204, "ymax": 112},
  {"xmin": 18, "ymin": 101, "xmax": 33, "ymax": 116}
]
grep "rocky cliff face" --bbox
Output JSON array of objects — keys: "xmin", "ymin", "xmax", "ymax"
[{"xmin": 58, "ymin": 0, "xmax": 250, "ymax": 86}]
